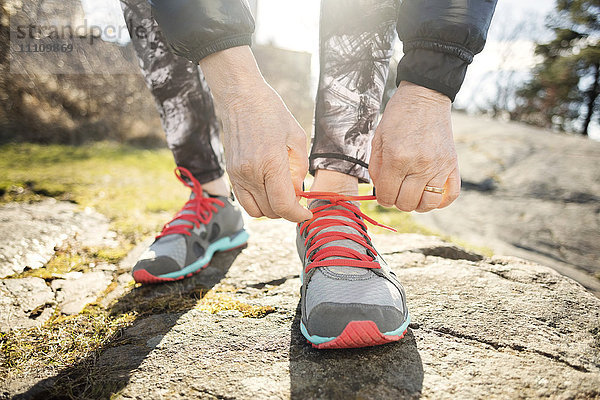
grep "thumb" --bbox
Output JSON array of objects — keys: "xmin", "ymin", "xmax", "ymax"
[
  {"xmin": 368, "ymin": 132, "xmax": 383, "ymax": 183},
  {"xmin": 264, "ymin": 164, "xmax": 312, "ymax": 223},
  {"xmin": 287, "ymin": 131, "xmax": 309, "ymax": 193}
]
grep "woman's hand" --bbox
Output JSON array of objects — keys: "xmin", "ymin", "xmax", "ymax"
[
  {"xmin": 220, "ymin": 82, "xmax": 312, "ymax": 222},
  {"xmin": 369, "ymin": 82, "xmax": 461, "ymax": 212},
  {"xmin": 200, "ymin": 46, "xmax": 312, "ymax": 222}
]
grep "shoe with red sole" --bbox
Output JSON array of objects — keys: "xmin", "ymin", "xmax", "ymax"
[
  {"xmin": 296, "ymin": 191, "xmax": 410, "ymax": 349},
  {"xmin": 132, "ymin": 167, "xmax": 248, "ymax": 284}
]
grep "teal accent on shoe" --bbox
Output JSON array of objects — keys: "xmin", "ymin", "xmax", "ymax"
[
  {"xmin": 383, "ymin": 313, "xmax": 411, "ymax": 336},
  {"xmin": 300, "ymin": 321, "xmax": 335, "ymax": 344},
  {"xmin": 158, "ymin": 230, "xmax": 249, "ymax": 279},
  {"xmin": 300, "ymin": 313, "xmax": 411, "ymax": 345}
]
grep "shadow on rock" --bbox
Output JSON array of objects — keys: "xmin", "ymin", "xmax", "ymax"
[
  {"xmin": 14, "ymin": 247, "xmax": 244, "ymax": 400},
  {"xmin": 288, "ymin": 304, "xmax": 424, "ymax": 399}
]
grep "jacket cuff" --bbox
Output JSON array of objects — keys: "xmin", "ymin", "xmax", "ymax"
[
  {"xmin": 169, "ymin": 34, "xmax": 253, "ymax": 64},
  {"xmin": 396, "ymin": 48, "xmax": 470, "ymax": 102}
]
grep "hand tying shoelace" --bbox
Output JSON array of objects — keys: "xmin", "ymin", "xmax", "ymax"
[
  {"xmin": 296, "ymin": 191, "xmax": 396, "ymax": 273},
  {"xmin": 156, "ymin": 167, "xmax": 225, "ymax": 239}
]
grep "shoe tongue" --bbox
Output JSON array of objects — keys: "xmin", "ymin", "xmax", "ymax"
[
  {"xmin": 308, "ymin": 199, "xmax": 371, "ymax": 276},
  {"xmin": 169, "ymin": 192, "xmax": 201, "ymax": 228}
]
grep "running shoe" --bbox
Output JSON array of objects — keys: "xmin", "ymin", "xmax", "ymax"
[
  {"xmin": 133, "ymin": 167, "xmax": 248, "ymax": 284},
  {"xmin": 296, "ymin": 191, "xmax": 410, "ymax": 349}
]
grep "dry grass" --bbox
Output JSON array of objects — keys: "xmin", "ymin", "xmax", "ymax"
[
  {"xmin": 0, "ymin": 275, "xmax": 274, "ymax": 384},
  {"xmin": 196, "ymin": 291, "xmax": 276, "ymax": 318},
  {"xmin": 7, "ymin": 241, "xmax": 133, "ymax": 280}
]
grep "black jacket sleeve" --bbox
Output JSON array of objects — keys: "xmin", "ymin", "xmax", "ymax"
[
  {"xmin": 396, "ymin": 0, "xmax": 497, "ymax": 101},
  {"xmin": 149, "ymin": 0, "xmax": 255, "ymax": 63}
]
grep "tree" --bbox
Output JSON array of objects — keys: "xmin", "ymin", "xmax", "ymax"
[
  {"xmin": 515, "ymin": 0, "xmax": 600, "ymax": 136},
  {"xmin": 481, "ymin": 11, "xmax": 542, "ymax": 119}
]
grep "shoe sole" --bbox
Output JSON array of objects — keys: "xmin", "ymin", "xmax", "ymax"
[
  {"xmin": 300, "ymin": 313, "xmax": 411, "ymax": 349},
  {"xmin": 133, "ymin": 229, "xmax": 249, "ymax": 284}
]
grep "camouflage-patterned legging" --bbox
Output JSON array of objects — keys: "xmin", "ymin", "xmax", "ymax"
[{"xmin": 120, "ymin": 0, "xmax": 397, "ymax": 184}]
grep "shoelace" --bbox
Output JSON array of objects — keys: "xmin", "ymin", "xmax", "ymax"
[
  {"xmin": 156, "ymin": 167, "xmax": 224, "ymax": 239},
  {"xmin": 297, "ymin": 191, "xmax": 396, "ymax": 273}
]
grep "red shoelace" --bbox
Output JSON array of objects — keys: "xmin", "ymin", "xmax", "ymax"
[
  {"xmin": 156, "ymin": 167, "xmax": 225, "ymax": 239},
  {"xmin": 296, "ymin": 191, "xmax": 396, "ymax": 274}
]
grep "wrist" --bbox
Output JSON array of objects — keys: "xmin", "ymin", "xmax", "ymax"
[
  {"xmin": 394, "ymin": 81, "xmax": 451, "ymax": 112},
  {"xmin": 199, "ymin": 46, "xmax": 266, "ymax": 107},
  {"xmin": 397, "ymin": 81, "xmax": 451, "ymax": 106}
]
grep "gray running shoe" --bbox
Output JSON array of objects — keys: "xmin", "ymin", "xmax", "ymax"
[
  {"xmin": 133, "ymin": 167, "xmax": 248, "ymax": 284},
  {"xmin": 296, "ymin": 194, "xmax": 410, "ymax": 349}
]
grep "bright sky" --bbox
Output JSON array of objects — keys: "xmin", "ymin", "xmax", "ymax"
[
  {"xmin": 81, "ymin": 0, "xmax": 556, "ymax": 84},
  {"xmin": 82, "ymin": 0, "xmax": 597, "ymax": 139},
  {"xmin": 253, "ymin": 0, "xmax": 554, "ymax": 100}
]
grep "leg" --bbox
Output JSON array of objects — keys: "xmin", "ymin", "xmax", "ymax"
[
  {"xmin": 121, "ymin": 0, "xmax": 245, "ymax": 284},
  {"xmin": 310, "ymin": 0, "xmax": 397, "ymax": 194},
  {"xmin": 297, "ymin": 0, "xmax": 409, "ymax": 350},
  {"xmin": 120, "ymin": 0, "xmax": 226, "ymax": 193}
]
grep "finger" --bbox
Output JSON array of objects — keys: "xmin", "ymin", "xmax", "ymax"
[
  {"xmin": 395, "ymin": 175, "xmax": 426, "ymax": 212},
  {"xmin": 371, "ymin": 160, "xmax": 406, "ymax": 208},
  {"xmin": 233, "ymin": 185, "xmax": 263, "ymax": 218},
  {"xmin": 368, "ymin": 134, "xmax": 383, "ymax": 183},
  {"xmin": 369, "ymin": 137, "xmax": 400, "ymax": 207},
  {"xmin": 287, "ymin": 131, "xmax": 309, "ymax": 191},
  {"xmin": 415, "ymin": 173, "xmax": 447, "ymax": 213},
  {"xmin": 287, "ymin": 143, "xmax": 308, "ymax": 196},
  {"xmin": 438, "ymin": 166, "xmax": 461, "ymax": 209},
  {"xmin": 250, "ymin": 186, "xmax": 280, "ymax": 219},
  {"xmin": 375, "ymin": 174, "xmax": 404, "ymax": 208},
  {"xmin": 264, "ymin": 165, "xmax": 312, "ymax": 223}
]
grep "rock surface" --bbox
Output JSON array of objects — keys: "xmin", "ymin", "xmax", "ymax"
[
  {"xmin": 3, "ymin": 219, "xmax": 599, "ymax": 399},
  {"xmin": 413, "ymin": 113, "xmax": 600, "ymax": 295},
  {"xmin": 51, "ymin": 271, "xmax": 114, "ymax": 315},
  {"xmin": 0, "ymin": 278, "xmax": 56, "ymax": 330},
  {"xmin": 0, "ymin": 201, "xmax": 119, "ymax": 331},
  {"xmin": 0, "ymin": 200, "xmax": 118, "ymax": 278}
]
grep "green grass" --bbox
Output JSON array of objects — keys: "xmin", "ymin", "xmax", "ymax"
[
  {"xmin": 0, "ymin": 142, "xmax": 491, "ymax": 255},
  {"xmin": 0, "ymin": 142, "xmax": 188, "ymax": 243}
]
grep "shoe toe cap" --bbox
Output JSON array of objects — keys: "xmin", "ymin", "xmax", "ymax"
[
  {"xmin": 132, "ymin": 256, "xmax": 181, "ymax": 277},
  {"xmin": 305, "ymin": 302, "xmax": 407, "ymax": 338}
]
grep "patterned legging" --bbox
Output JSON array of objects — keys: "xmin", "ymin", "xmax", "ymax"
[{"xmin": 120, "ymin": 0, "xmax": 397, "ymax": 184}]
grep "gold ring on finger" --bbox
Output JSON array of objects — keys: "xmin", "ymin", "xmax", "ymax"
[{"xmin": 424, "ymin": 185, "xmax": 445, "ymax": 194}]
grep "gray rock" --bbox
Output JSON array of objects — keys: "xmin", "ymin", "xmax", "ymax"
[
  {"xmin": 4, "ymin": 219, "xmax": 599, "ymax": 399},
  {"xmin": 413, "ymin": 113, "xmax": 600, "ymax": 295},
  {"xmin": 0, "ymin": 200, "xmax": 118, "ymax": 278},
  {"xmin": 0, "ymin": 278, "xmax": 55, "ymax": 331},
  {"xmin": 97, "ymin": 238, "xmax": 153, "ymax": 309},
  {"xmin": 99, "ymin": 271, "xmax": 134, "ymax": 309},
  {"xmin": 51, "ymin": 271, "xmax": 113, "ymax": 315}
]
